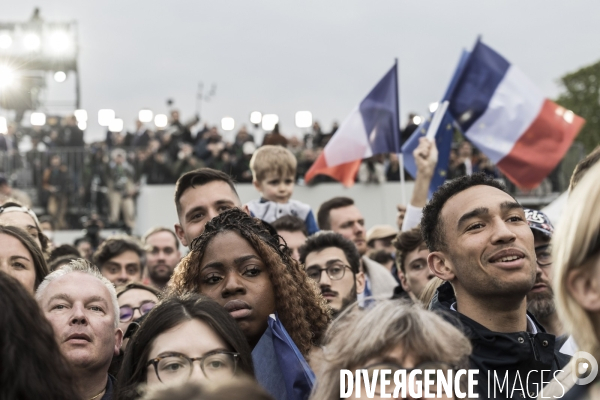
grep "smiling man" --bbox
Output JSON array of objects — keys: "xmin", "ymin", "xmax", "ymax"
[
  {"xmin": 422, "ymin": 173, "xmax": 569, "ymax": 400},
  {"xmin": 36, "ymin": 259, "xmax": 122, "ymax": 400},
  {"xmin": 174, "ymin": 168, "xmax": 242, "ymax": 248},
  {"xmin": 299, "ymin": 231, "xmax": 365, "ymax": 319}
]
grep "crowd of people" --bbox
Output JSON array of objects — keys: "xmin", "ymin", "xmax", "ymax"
[
  {"xmin": 2, "ymin": 135, "xmax": 600, "ymax": 399},
  {"xmin": 0, "ymin": 109, "xmax": 519, "ymax": 231}
]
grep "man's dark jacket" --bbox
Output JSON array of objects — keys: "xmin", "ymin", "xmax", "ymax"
[{"xmin": 430, "ymin": 282, "xmax": 571, "ymax": 400}]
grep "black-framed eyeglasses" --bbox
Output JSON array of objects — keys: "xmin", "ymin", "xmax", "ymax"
[
  {"xmin": 146, "ymin": 351, "xmax": 239, "ymax": 384},
  {"xmin": 119, "ymin": 301, "xmax": 156, "ymax": 322},
  {"xmin": 305, "ymin": 263, "xmax": 352, "ymax": 283},
  {"xmin": 536, "ymin": 245, "xmax": 552, "ymax": 267}
]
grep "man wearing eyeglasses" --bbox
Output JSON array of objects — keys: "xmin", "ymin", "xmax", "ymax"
[
  {"xmin": 299, "ymin": 231, "xmax": 365, "ymax": 319},
  {"xmin": 524, "ymin": 209, "xmax": 576, "ymax": 357}
]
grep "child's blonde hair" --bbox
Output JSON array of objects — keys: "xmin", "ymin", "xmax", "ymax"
[{"xmin": 249, "ymin": 145, "xmax": 297, "ymax": 182}]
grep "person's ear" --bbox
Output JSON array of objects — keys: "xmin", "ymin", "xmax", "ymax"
[
  {"xmin": 252, "ymin": 179, "xmax": 262, "ymax": 193},
  {"xmin": 174, "ymin": 223, "xmax": 188, "ymax": 247},
  {"xmin": 114, "ymin": 328, "xmax": 124, "ymax": 355},
  {"xmin": 428, "ymin": 252, "xmax": 455, "ymax": 281},
  {"xmin": 567, "ymin": 265, "xmax": 600, "ymax": 313},
  {"xmin": 355, "ymin": 271, "xmax": 366, "ymax": 295}
]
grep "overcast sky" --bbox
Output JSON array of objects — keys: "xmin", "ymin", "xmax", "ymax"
[{"xmin": 4, "ymin": 1, "xmax": 600, "ymax": 142}]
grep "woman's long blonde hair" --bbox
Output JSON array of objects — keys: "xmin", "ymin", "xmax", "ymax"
[{"xmin": 554, "ymin": 161, "xmax": 600, "ymax": 359}]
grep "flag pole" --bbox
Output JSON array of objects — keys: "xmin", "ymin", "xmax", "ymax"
[{"xmin": 394, "ymin": 58, "xmax": 407, "ymax": 206}]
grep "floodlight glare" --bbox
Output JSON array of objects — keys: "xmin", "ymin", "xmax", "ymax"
[
  {"xmin": 412, "ymin": 115, "xmax": 422, "ymax": 125},
  {"xmin": 429, "ymin": 102, "xmax": 439, "ymax": 113},
  {"xmin": 250, "ymin": 111, "xmax": 262, "ymax": 125},
  {"xmin": 50, "ymin": 31, "xmax": 71, "ymax": 52},
  {"xmin": 0, "ymin": 33, "xmax": 12, "ymax": 49},
  {"xmin": 54, "ymin": 71, "xmax": 67, "ymax": 83},
  {"xmin": 261, "ymin": 114, "xmax": 279, "ymax": 131},
  {"xmin": 0, "ymin": 117, "xmax": 7, "ymax": 134},
  {"xmin": 77, "ymin": 121, "xmax": 87, "ymax": 130},
  {"xmin": 295, "ymin": 111, "xmax": 312, "ymax": 128},
  {"xmin": 23, "ymin": 33, "xmax": 41, "ymax": 51},
  {"xmin": 221, "ymin": 117, "xmax": 235, "ymax": 131},
  {"xmin": 30, "ymin": 112, "xmax": 46, "ymax": 126},
  {"xmin": 98, "ymin": 109, "xmax": 116, "ymax": 127},
  {"xmin": 109, "ymin": 118, "xmax": 124, "ymax": 133},
  {"xmin": 138, "ymin": 109, "xmax": 153, "ymax": 123},
  {"xmin": 74, "ymin": 109, "xmax": 88, "ymax": 122},
  {"xmin": 154, "ymin": 114, "xmax": 168, "ymax": 128},
  {"xmin": 0, "ymin": 65, "xmax": 15, "ymax": 89}
]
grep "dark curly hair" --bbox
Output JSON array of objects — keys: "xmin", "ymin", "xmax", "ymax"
[
  {"xmin": 420, "ymin": 173, "xmax": 511, "ymax": 252},
  {"xmin": 92, "ymin": 235, "xmax": 146, "ymax": 272},
  {"xmin": 0, "ymin": 271, "xmax": 80, "ymax": 400},
  {"xmin": 170, "ymin": 209, "xmax": 330, "ymax": 356},
  {"xmin": 298, "ymin": 231, "xmax": 360, "ymax": 274}
]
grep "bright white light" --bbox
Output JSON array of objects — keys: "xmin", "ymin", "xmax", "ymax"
[
  {"xmin": 0, "ymin": 117, "xmax": 7, "ymax": 134},
  {"xmin": 109, "ymin": 118, "xmax": 124, "ymax": 133},
  {"xmin": 77, "ymin": 121, "xmax": 87, "ymax": 130},
  {"xmin": 74, "ymin": 109, "xmax": 88, "ymax": 122},
  {"xmin": 295, "ymin": 111, "xmax": 313, "ymax": 128},
  {"xmin": 412, "ymin": 115, "xmax": 422, "ymax": 125},
  {"xmin": 98, "ymin": 109, "xmax": 115, "ymax": 127},
  {"xmin": 563, "ymin": 110, "xmax": 575, "ymax": 124},
  {"xmin": 429, "ymin": 102, "xmax": 439, "ymax": 113},
  {"xmin": 0, "ymin": 65, "xmax": 15, "ymax": 88},
  {"xmin": 54, "ymin": 71, "xmax": 67, "ymax": 83},
  {"xmin": 30, "ymin": 112, "xmax": 46, "ymax": 126},
  {"xmin": 50, "ymin": 31, "xmax": 71, "ymax": 52},
  {"xmin": 138, "ymin": 109, "xmax": 153, "ymax": 123},
  {"xmin": 0, "ymin": 34, "xmax": 12, "ymax": 49},
  {"xmin": 23, "ymin": 33, "xmax": 41, "ymax": 51},
  {"xmin": 261, "ymin": 114, "xmax": 279, "ymax": 131},
  {"xmin": 221, "ymin": 117, "xmax": 235, "ymax": 131},
  {"xmin": 154, "ymin": 114, "xmax": 168, "ymax": 128},
  {"xmin": 250, "ymin": 111, "xmax": 262, "ymax": 125}
]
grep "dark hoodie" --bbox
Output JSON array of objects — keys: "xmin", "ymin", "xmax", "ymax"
[{"xmin": 430, "ymin": 281, "xmax": 571, "ymax": 400}]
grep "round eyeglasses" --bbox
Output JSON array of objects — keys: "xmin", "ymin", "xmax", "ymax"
[
  {"xmin": 146, "ymin": 351, "xmax": 239, "ymax": 384},
  {"xmin": 305, "ymin": 262, "xmax": 352, "ymax": 283},
  {"xmin": 119, "ymin": 301, "xmax": 156, "ymax": 322}
]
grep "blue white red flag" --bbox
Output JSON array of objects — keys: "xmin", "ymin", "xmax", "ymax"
[
  {"xmin": 447, "ymin": 39, "xmax": 585, "ymax": 189},
  {"xmin": 304, "ymin": 63, "xmax": 400, "ymax": 186}
]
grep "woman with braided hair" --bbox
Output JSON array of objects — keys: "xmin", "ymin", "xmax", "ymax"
[{"xmin": 170, "ymin": 208, "xmax": 330, "ymax": 356}]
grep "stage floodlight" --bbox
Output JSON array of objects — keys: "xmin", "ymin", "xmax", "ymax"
[
  {"xmin": 54, "ymin": 71, "xmax": 67, "ymax": 83},
  {"xmin": 221, "ymin": 117, "xmax": 235, "ymax": 131},
  {"xmin": 74, "ymin": 109, "xmax": 87, "ymax": 122},
  {"xmin": 295, "ymin": 111, "xmax": 312, "ymax": 128},
  {"xmin": 50, "ymin": 31, "xmax": 71, "ymax": 52},
  {"xmin": 23, "ymin": 33, "xmax": 41, "ymax": 51},
  {"xmin": 250, "ymin": 111, "xmax": 262, "ymax": 125},
  {"xmin": 108, "ymin": 118, "xmax": 124, "ymax": 133},
  {"xmin": 261, "ymin": 114, "xmax": 279, "ymax": 131},
  {"xmin": 138, "ymin": 109, "xmax": 153, "ymax": 123},
  {"xmin": 412, "ymin": 115, "xmax": 422, "ymax": 125},
  {"xmin": 0, "ymin": 33, "xmax": 12, "ymax": 49},
  {"xmin": 0, "ymin": 65, "xmax": 15, "ymax": 89},
  {"xmin": 98, "ymin": 109, "xmax": 115, "ymax": 127},
  {"xmin": 154, "ymin": 114, "xmax": 168, "ymax": 128},
  {"xmin": 429, "ymin": 102, "xmax": 439, "ymax": 113},
  {"xmin": 77, "ymin": 121, "xmax": 87, "ymax": 130},
  {"xmin": 0, "ymin": 117, "xmax": 7, "ymax": 134},
  {"xmin": 30, "ymin": 112, "xmax": 46, "ymax": 126}
]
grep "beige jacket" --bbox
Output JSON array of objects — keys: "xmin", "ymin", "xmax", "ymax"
[{"xmin": 362, "ymin": 255, "xmax": 397, "ymax": 299}]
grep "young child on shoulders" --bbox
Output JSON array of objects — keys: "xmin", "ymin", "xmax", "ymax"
[{"xmin": 247, "ymin": 145, "xmax": 319, "ymax": 235}]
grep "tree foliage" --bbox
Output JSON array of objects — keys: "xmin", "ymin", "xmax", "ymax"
[{"xmin": 556, "ymin": 60, "xmax": 600, "ymax": 153}]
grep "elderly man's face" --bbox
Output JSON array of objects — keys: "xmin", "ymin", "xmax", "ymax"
[{"xmin": 39, "ymin": 272, "xmax": 122, "ymax": 371}]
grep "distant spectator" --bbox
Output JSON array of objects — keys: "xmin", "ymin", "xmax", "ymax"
[
  {"xmin": 93, "ymin": 235, "xmax": 145, "ymax": 286},
  {"xmin": 60, "ymin": 115, "xmax": 85, "ymax": 147},
  {"xmin": 449, "ymin": 140, "xmax": 474, "ymax": 178},
  {"xmin": 261, "ymin": 123, "xmax": 288, "ymax": 147},
  {"xmin": 42, "ymin": 154, "xmax": 71, "ymax": 229},
  {"xmin": 230, "ymin": 141, "xmax": 255, "ymax": 183},
  {"xmin": 39, "ymin": 215, "xmax": 56, "ymax": 249},
  {"xmin": 74, "ymin": 237, "xmax": 94, "ymax": 261},
  {"xmin": 0, "ymin": 174, "xmax": 32, "ymax": 207},
  {"xmin": 172, "ymin": 143, "xmax": 205, "ymax": 179},
  {"xmin": 48, "ymin": 244, "xmax": 81, "ymax": 265},
  {"xmin": 106, "ymin": 149, "xmax": 137, "ymax": 232},
  {"xmin": 143, "ymin": 227, "xmax": 181, "ymax": 290},
  {"xmin": 126, "ymin": 120, "xmax": 152, "ymax": 149},
  {"xmin": 271, "ymin": 215, "xmax": 308, "ymax": 262}
]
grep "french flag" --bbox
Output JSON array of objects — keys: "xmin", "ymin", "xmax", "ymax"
[
  {"xmin": 448, "ymin": 40, "xmax": 585, "ymax": 189},
  {"xmin": 304, "ymin": 63, "xmax": 400, "ymax": 187}
]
